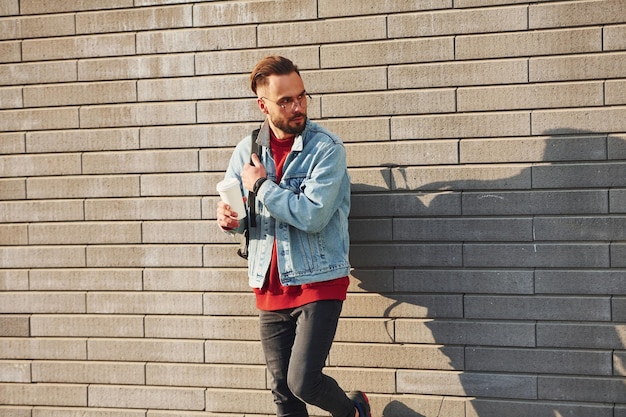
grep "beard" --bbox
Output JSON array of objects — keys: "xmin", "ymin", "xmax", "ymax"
[{"xmin": 272, "ymin": 112, "xmax": 307, "ymax": 135}]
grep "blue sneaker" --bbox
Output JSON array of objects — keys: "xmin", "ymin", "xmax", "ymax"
[{"xmin": 348, "ymin": 391, "xmax": 371, "ymax": 417}]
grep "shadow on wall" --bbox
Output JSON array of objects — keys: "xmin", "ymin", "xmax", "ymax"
[{"xmin": 348, "ymin": 129, "xmax": 626, "ymax": 417}]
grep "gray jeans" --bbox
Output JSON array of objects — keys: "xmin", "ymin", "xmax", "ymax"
[{"xmin": 259, "ymin": 300, "xmax": 355, "ymax": 417}]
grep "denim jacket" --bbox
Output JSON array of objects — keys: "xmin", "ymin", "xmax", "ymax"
[{"xmin": 223, "ymin": 119, "xmax": 351, "ymax": 289}]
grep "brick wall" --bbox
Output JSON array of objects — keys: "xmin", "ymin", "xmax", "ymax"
[{"xmin": 1, "ymin": 0, "xmax": 625, "ymax": 416}]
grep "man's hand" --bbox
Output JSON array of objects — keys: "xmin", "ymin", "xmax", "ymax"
[
  {"xmin": 217, "ymin": 199, "xmax": 244, "ymax": 229},
  {"xmin": 242, "ymin": 153, "xmax": 267, "ymax": 192}
]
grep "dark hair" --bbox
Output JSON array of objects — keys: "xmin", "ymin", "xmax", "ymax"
[{"xmin": 250, "ymin": 55, "xmax": 300, "ymax": 94}]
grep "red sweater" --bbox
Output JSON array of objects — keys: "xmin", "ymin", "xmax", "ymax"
[{"xmin": 254, "ymin": 131, "xmax": 349, "ymax": 311}]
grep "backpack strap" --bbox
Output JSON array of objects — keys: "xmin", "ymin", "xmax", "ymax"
[{"xmin": 247, "ymin": 128, "xmax": 261, "ymax": 227}]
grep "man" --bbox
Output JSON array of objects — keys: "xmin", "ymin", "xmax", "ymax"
[{"xmin": 216, "ymin": 55, "xmax": 371, "ymax": 417}]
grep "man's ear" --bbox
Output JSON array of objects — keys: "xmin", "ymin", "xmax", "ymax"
[{"xmin": 257, "ymin": 97, "xmax": 269, "ymax": 114}]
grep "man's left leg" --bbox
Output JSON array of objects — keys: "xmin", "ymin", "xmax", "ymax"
[{"xmin": 286, "ymin": 300, "xmax": 356, "ymax": 417}]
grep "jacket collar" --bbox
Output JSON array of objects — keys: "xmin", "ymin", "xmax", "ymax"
[{"xmin": 257, "ymin": 118, "xmax": 306, "ymax": 152}]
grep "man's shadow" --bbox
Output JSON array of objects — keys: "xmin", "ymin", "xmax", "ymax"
[{"xmin": 346, "ymin": 129, "xmax": 626, "ymax": 417}]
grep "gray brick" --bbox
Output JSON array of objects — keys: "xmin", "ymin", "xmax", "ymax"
[
  {"xmin": 532, "ymin": 162, "xmax": 626, "ymax": 188},
  {"xmin": 31, "ymin": 315, "xmax": 144, "ymax": 337},
  {"xmin": 0, "ymin": 40, "xmax": 20, "ymax": 63},
  {"xmin": 0, "ymin": 224, "xmax": 26, "ymax": 245},
  {"xmin": 457, "ymin": 82, "xmax": 604, "ymax": 112},
  {"xmin": 138, "ymin": 74, "xmax": 248, "ymax": 101},
  {"xmin": 29, "ymin": 268, "xmax": 142, "ymax": 291},
  {"xmin": 349, "ymin": 269, "xmax": 394, "ymax": 293},
  {"xmin": 611, "ymin": 297, "xmax": 626, "ymax": 321},
  {"xmin": 78, "ymin": 54, "xmax": 195, "ymax": 81},
  {"xmin": 529, "ymin": 0, "xmax": 626, "ymax": 28},
  {"xmin": 342, "ymin": 293, "xmax": 463, "ymax": 319},
  {"xmin": 80, "ymin": 102, "xmax": 196, "ymax": 129},
  {"xmin": 321, "ymin": 38, "xmax": 453, "ymax": 68},
  {"xmin": 143, "ymin": 268, "xmax": 247, "ymax": 292},
  {"xmin": 0, "ymin": 383, "xmax": 86, "ymax": 407},
  {"xmin": 27, "ymin": 128, "xmax": 139, "ymax": 153},
  {"xmin": 33, "ymin": 361, "xmax": 145, "ymax": 384},
  {"xmin": 76, "ymin": 5, "xmax": 192, "ymax": 34},
  {"xmin": 323, "ymin": 89, "xmax": 456, "ymax": 118},
  {"xmin": 0, "ymin": 178, "xmax": 25, "ymax": 200},
  {"xmin": 392, "ymin": 112, "xmax": 530, "ymax": 139},
  {"xmin": 465, "ymin": 295, "xmax": 611, "ymax": 321},
  {"xmin": 349, "ymin": 219, "xmax": 392, "ymax": 242},
  {"xmin": 530, "ymin": 52, "xmax": 626, "ymax": 82},
  {"xmin": 86, "ymin": 245, "xmax": 203, "ymax": 268},
  {"xmin": 0, "ymin": 361, "xmax": 30, "ymax": 383},
  {"xmin": 88, "ymin": 385, "xmax": 205, "ymax": 411},
  {"xmin": 29, "ymin": 221, "xmax": 141, "ymax": 245},
  {"xmin": 203, "ymin": 293, "xmax": 257, "ymax": 316},
  {"xmin": 303, "ymin": 67, "xmax": 387, "ymax": 94},
  {"xmin": 346, "ymin": 140, "xmax": 458, "ymax": 167},
  {"xmin": 85, "ymin": 197, "xmax": 200, "ymax": 221},
  {"xmin": 0, "ymin": 107, "xmax": 78, "ymax": 131},
  {"xmin": 393, "ymin": 217, "xmax": 532, "ymax": 241},
  {"xmin": 536, "ymin": 270, "xmax": 626, "ymax": 295},
  {"xmin": 390, "ymin": 165, "xmax": 532, "ymax": 191},
  {"xmin": 205, "ymin": 340, "xmax": 265, "ymax": 365},
  {"xmin": 87, "ymin": 339, "xmax": 204, "ymax": 363},
  {"xmin": 259, "ymin": 16, "xmax": 386, "ymax": 48},
  {"xmin": 0, "ymin": 338, "xmax": 86, "ymax": 360},
  {"xmin": 0, "ymin": 86, "xmax": 22, "ymax": 108},
  {"xmin": 389, "ymin": 6, "xmax": 527, "ymax": 37},
  {"xmin": 466, "ymin": 347, "xmax": 612, "ymax": 375},
  {"xmin": 538, "ymin": 375, "xmax": 626, "ymax": 403},
  {"xmin": 87, "ymin": 292, "xmax": 203, "ymax": 314},
  {"xmin": 468, "ymin": 399, "xmax": 613, "ymax": 417},
  {"xmin": 0, "ymin": 315, "xmax": 30, "ymax": 336},
  {"xmin": 373, "ymin": 395, "xmax": 465, "ymax": 417},
  {"xmin": 144, "ymin": 316, "xmax": 258, "ymax": 340},
  {"xmin": 608, "ymin": 133, "xmax": 626, "ymax": 159},
  {"xmin": 394, "ymin": 269, "xmax": 534, "ymax": 294},
  {"xmin": 606, "ymin": 80, "xmax": 626, "ymax": 106},
  {"xmin": 335, "ymin": 318, "xmax": 396, "ymax": 344},
  {"xmin": 389, "ymin": 59, "xmax": 528, "ymax": 89},
  {"xmin": 319, "ymin": 117, "xmax": 389, "ymax": 143},
  {"xmin": 0, "ymin": 270, "xmax": 28, "ymax": 291},
  {"xmin": 463, "ymin": 243, "xmax": 609, "ymax": 268},
  {"xmin": 395, "ymin": 319, "xmax": 536, "ymax": 347},
  {"xmin": 533, "ymin": 107, "xmax": 626, "ymax": 135},
  {"xmin": 136, "ymin": 27, "xmax": 256, "ymax": 54},
  {"xmin": 350, "ymin": 192, "xmax": 462, "ymax": 217},
  {"xmin": 537, "ymin": 323, "xmax": 626, "ymax": 349},
  {"xmin": 350, "ymin": 243, "xmax": 462, "ymax": 268},
  {"xmin": 0, "ymin": 61, "xmax": 77, "ymax": 86},
  {"xmin": 146, "ymin": 363, "xmax": 266, "ymax": 389},
  {"xmin": 605, "ymin": 24, "xmax": 626, "ymax": 51},
  {"xmin": 0, "ymin": 153, "xmax": 81, "ymax": 177},
  {"xmin": 611, "ymin": 189, "xmax": 626, "ymax": 213},
  {"xmin": 456, "ymin": 27, "xmax": 600, "ymax": 60},
  {"xmin": 194, "ymin": 0, "xmax": 316, "ymax": 26},
  {"xmin": 318, "ymin": 0, "xmax": 449, "ymax": 18},
  {"xmin": 0, "ymin": 247, "xmax": 86, "ymax": 268},
  {"xmin": 612, "ymin": 243, "xmax": 626, "ymax": 267},
  {"xmin": 397, "ymin": 370, "xmax": 537, "ymax": 399},
  {"xmin": 23, "ymin": 33, "xmax": 135, "ymax": 61},
  {"xmin": 20, "ymin": 0, "xmax": 132, "ymax": 14},
  {"xmin": 462, "ymin": 190, "xmax": 609, "ymax": 215},
  {"xmin": 27, "ymin": 175, "xmax": 139, "ymax": 199},
  {"xmin": 195, "ymin": 46, "xmax": 319, "ymax": 75},
  {"xmin": 24, "ymin": 80, "xmax": 136, "ymax": 107},
  {"xmin": 332, "ymin": 343, "xmax": 463, "ymax": 370},
  {"xmin": 0, "ymin": 132, "xmax": 24, "ymax": 153},
  {"xmin": 534, "ymin": 216, "xmax": 626, "ymax": 241}
]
